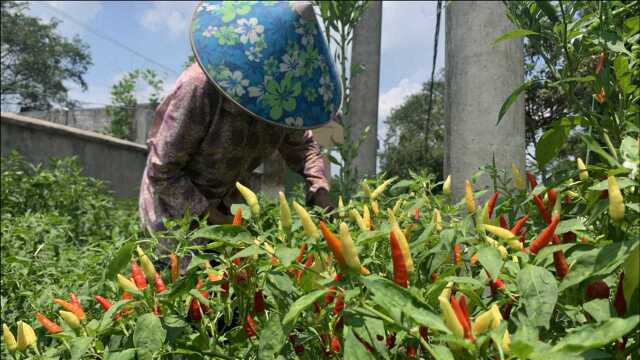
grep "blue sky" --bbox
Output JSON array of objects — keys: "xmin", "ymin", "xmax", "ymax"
[{"xmin": 26, "ymin": 1, "xmax": 445, "ymax": 146}]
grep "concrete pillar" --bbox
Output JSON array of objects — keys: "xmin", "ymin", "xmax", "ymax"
[
  {"xmin": 444, "ymin": 1, "xmax": 525, "ymax": 198},
  {"xmin": 349, "ymin": 1, "xmax": 382, "ymax": 177}
]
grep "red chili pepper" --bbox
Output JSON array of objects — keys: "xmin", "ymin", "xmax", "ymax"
[
  {"xmin": 333, "ymin": 293, "xmax": 344, "ymax": 316},
  {"xmin": 196, "ymin": 279, "xmax": 211, "ymax": 314},
  {"xmin": 490, "ymin": 277, "xmax": 505, "ymax": 297},
  {"xmin": 563, "ymin": 231, "xmax": 576, "ymax": 243},
  {"xmin": 406, "ymin": 343, "xmax": 418, "ymax": 358},
  {"xmin": 130, "ymin": 260, "xmax": 148, "ymax": 289},
  {"xmin": 502, "ymin": 301, "xmax": 513, "ymax": 320},
  {"xmin": 295, "ymin": 244, "xmax": 306, "ymax": 263},
  {"xmin": 189, "ymin": 298, "xmax": 202, "ymax": 321},
  {"xmin": 553, "ymin": 251, "xmax": 569, "ymax": 279},
  {"xmin": 324, "ymin": 273, "xmax": 343, "ymax": 304},
  {"xmin": 254, "ymin": 290, "xmax": 266, "ymax": 315},
  {"xmin": 526, "ymin": 172, "xmax": 538, "ymax": 190},
  {"xmin": 419, "ymin": 326, "xmax": 429, "ymax": 341},
  {"xmin": 510, "ymin": 215, "xmax": 529, "ymax": 235},
  {"xmin": 330, "ymin": 335, "xmax": 341, "ymax": 353},
  {"xmin": 533, "ymin": 195, "xmax": 552, "ymax": 224},
  {"xmin": 459, "ymin": 294, "xmax": 469, "ymax": 321},
  {"xmin": 586, "ymin": 280, "xmax": 610, "ymax": 300},
  {"xmin": 453, "ymin": 243, "xmax": 462, "ymax": 265},
  {"xmin": 414, "ymin": 207, "xmax": 421, "ymax": 221},
  {"xmin": 390, "ymin": 231, "xmax": 409, "ymax": 288},
  {"xmin": 53, "ymin": 299, "xmax": 85, "ymax": 321},
  {"xmin": 289, "ymin": 334, "xmax": 305, "ymax": 354},
  {"xmin": 600, "ymin": 190, "xmax": 609, "ymax": 199},
  {"xmin": 487, "ymin": 192, "xmax": 499, "ymax": 218},
  {"xmin": 69, "ymin": 293, "xmax": 83, "ymax": 311},
  {"xmin": 546, "ymin": 188, "xmax": 557, "ymax": 213},
  {"xmin": 221, "ymin": 276, "xmax": 230, "ymax": 299},
  {"xmin": 35, "ymin": 312, "xmax": 62, "ymax": 334},
  {"xmin": 154, "ymin": 272, "xmax": 167, "ymax": 293},
  {"xmin": 528, "ymin": 214, "xmax": 561, "ymax": 255},
  {"xmin": 595, "ymin": 51, "xmax": 605, "ymax": 74},
  {"xmin": 450, "ymin": 294, "xmax": 473, "ymax": 340},
  {"xmin": 232, "ymin": 207, "xmax": 243, "ymax": 226},
  {"xmin": 170, "ymin": 253, "xmax": 178, "ymax": 283},
  {"xmin": 519, "ymin": 229, "xmax": 527, "ymax": 244},
  {"xmin": 154, "ymin": 302, "xmax": 161, "ymax": 316},
  {"xmin": 95, "ymin": 295, "xmax": 121, "ymax": 321},
  {"xmin": 499, "ymin": 214, "xmax": 509, "ymax": 229},
  {"xmin": 386, "ymin": 333, "xmax": 396, "ymax": 349},
  {"xmin": 233, "ymin": 257, "xmax": 242, "ymax": 266},
  {"xmin": 613, "ymin": 272, "xmax": 626, "ymax": 316},
  {"xmin": 244, "ymin": 314, "xmax": 258, "ymax": 338},
  {"xmin": 431, "ymin": 272, "xmax": 438, "ymax": 283}
]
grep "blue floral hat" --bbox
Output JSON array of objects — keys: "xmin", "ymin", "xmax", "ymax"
[{"xmin": 190, "ymin": 1, "xmax": 343, "ymax": 129}]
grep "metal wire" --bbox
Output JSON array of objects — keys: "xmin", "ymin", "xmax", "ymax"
[{"xmin": 424, "ymin": 0, "xmax": 443, "ymax": 154}]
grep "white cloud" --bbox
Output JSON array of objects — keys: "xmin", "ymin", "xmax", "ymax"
[
  {"xmin": 27, "ymin": 1, "xmax": 103, "ymax": 37},
  {"xmin": 382, "ymin": 1, "xmax": 439, "ymax": 53},
  {"xmin": 140, "ymin": 1, "xmax": 197, "ymax": 39},
  {"xmin": 378, "ymin": 78, "xmax": 422, "ymax": 122}
]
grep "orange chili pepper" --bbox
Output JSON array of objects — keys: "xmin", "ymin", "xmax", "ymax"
[{"xmin": 390, "ymin": 231, "xmax": 409, "ymax": 288}]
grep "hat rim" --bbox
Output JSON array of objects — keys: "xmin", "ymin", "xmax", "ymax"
[{"xmin": 189, "ymin": 0, "xmax": 344, "ymax": 131}]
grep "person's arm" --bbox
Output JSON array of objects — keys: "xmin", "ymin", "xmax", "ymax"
[
  {"xmin": 278, "ymin": 130, "xmax": 333, "ymax": 209},
  {"xmin": 145, "ymin": 79, "xmax": 218, "ymax": 221}
]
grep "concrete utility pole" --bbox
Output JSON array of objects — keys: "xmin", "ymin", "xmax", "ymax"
[
  {"xmin": 444, "ymin": 1, "xmax": 525, "ymax": 198},
  {"xmin": 349, "ymin": 1, "xmax": 382, "ymax": 177}
]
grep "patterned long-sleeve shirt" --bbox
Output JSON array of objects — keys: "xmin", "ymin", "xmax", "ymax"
[{"xmin": 139, "ymin": 64, "xmax": 329, "ymax": 232}]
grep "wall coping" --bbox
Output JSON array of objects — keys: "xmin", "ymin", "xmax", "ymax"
[{"xmin": 1, "ymin": 112, "xmax": 148, "ymax": 153}]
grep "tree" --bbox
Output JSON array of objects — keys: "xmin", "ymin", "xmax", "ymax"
[
  {"xmin": 380, "ymin": 79, "xmax": 444, "ymax": 180},
  {"xmin": 1, "ymin": 1, "xmax": 92, "ymax": 111}
]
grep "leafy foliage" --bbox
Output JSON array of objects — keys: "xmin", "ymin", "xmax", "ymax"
[
  {"xmin": 380, "ymin": 79, "xmax": 444, "ymax": 180},
  {"xmin": 0, "ymin": 1, "xmax": 92, "ymax": 111}
]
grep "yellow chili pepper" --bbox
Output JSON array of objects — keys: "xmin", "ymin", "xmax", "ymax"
[
  {"xmin": 362, "ymin": 205, "xmax": 372, "ymax": 230},
  {"xmin": 136, "ymin": 246, "xmax": 156, "ymax": 281},
  {"xmin": 361, "ymin": 180, "xmax": 372, "ymax": 198},
  {"xmin": 236, "ymin": 182, "xmax": 260, "ymax": 216},
  {"xmin": 370, "ymin": 179, "xmax": 394, "ymax": 200},
  {"xmin": 2, "ymin": 324, "xmax": 17, "ymax": 353},
  {"xmin": 370, "ymin": 200, "xmax": 380, "ymax": 215},
  {"xmin": 502, "ymin": 330, "xmax": 511, "ymax": 353},
  {"xmin": 438, "ymin": 283, "xmax": 464, "ymax": 338},
  {"xmin": 433, "ymin": 209, "xmax": 443, "ymax": 232},
  {"xmin": 485, "ymin": 237, "xmax": 508, "ymax": 258},
  {"xmin": 59, "ymin": 311, "xmax": 82, "ymax": 330},
  {"xmin": 511, "ymin": 164, "xmax": 526, "ymax": 191},
  {"xmin": 443, "ymin": 175, "xmax": 452, "ymax": 195},
  {"xmin": 278, "ymin": 192, "xmax": 292, "ymax": 231},
  {"xmin": 117, "ymin": 274, "xmax": 140, "ymax": 295},
  {"xmin": 482, "ymin": 224, "xmax": 517, "ymax": 241},
  {"xmin": 337, "ymin": 196, "xmax": 346, "ymax": 218},
  {"xmin": 292, "ymin": 201, "xmax": 320, "ymax": 239},
  {"xmin": 473, "ymin": 304, "xmax": 501, "ymax": 334},
  {"xmin": 16, "ymin": 321, "xmax": 36, "ymax": 352},
  {"xmin": 608, "ymin": 176, "xmax": 625, "ymax": 223},
  {"xmin": 350, "ymin": 209, "xmax": 368, "ymax": 231},
  {"xmin": 392, "ymin": 199, "xmax": 404, "ymax": 216},
  {"xmin": 577, "ymin": 158, "xmax": 589, "ymax": 180},
  {"xmin": 465, "ymin": 180, "xmax": 476, "ymax": 214},
  {"xmin": 338, "ymin": 223, "xmax": 368, "ymax": 275}
]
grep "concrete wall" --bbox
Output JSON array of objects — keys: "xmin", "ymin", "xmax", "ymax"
[
  {"xmin": 1, "ymin": 112, "xmax": 147, "ymax": 199},
  {"xmin": 444, "ymin": 1, "xmax": 525, "ymax": 198}
]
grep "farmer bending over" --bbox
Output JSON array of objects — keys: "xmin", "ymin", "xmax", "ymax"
[{"xmin": 139, "ymin": 1, "xmax": 340, "ymax": 235}]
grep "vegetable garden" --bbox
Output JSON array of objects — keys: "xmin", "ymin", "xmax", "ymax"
[{"xmin": 1, "ymin": 1, "xmax": 639, "ymax": 359}]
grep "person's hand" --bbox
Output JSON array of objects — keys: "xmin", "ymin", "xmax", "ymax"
[
  {"xmin": 206, "ymin": 206, "xmax": 233, "ymax": 225},
  {"xmin": 308, "ymin": 188, "xmax": 335, "ymax": 212}
]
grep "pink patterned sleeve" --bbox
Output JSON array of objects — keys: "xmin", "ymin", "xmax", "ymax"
[
  {"xmin": 145, "ymin": 79, "xmax": 218, "ymax": 219},
  {"xmin": 278, "ymin": 130, "xmax": 330, "ymax": 195}
]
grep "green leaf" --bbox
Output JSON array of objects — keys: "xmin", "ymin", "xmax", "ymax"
[
  {"xmin": 588, "ymin": 177, "xmax": 636, "ymax": 191},
  {"xmin": 581, "ymin": 135, "xmax": 620, "ymax": 167},
  {"xmin": 167, "ymin": 271, "xmax": 198, "ymax": 298},
  {"xmin": 583, "ymin": 299, "xmax": 612, "ymax": 323},
  {"xmin": 106, "ymin": 241, "xmax": 135, "ymax": 280},
  {"xmin": 344, "ymin": 326, "xmax": 376, "ymax": 360},
  {"xmin": 494, "ymin": 29, "xmax": 539, "ymax": 45},
  {"xmin": 517, "ymin": 265, "xmax": 558, "ymax": 328},
  {"xmin": 259, "ymin": 313, "xmax": 285, "ymax": 359},
  {"xmin": 231, "ymin": 245, "xmax": 265, "ymax": 260},
  {"xmin": 536, "ymin": 126, "xmax": 569, "ymax": 168},
  {"xmin": 614, "ymin": 55, "xmax": 636, "ymax": 95},
  {"xmin": 476, "ymin": 246, "xmax": 503, "ymax": 280},
  {"xmin": 70, "ymin": 337, "xmax": 93, "ymax": 360},
  {"xmin": 429, "ymin": 344, "xmax": 455, "ymax": 360},
  {"xmin": 106, "ymin": 349, "xmax": 136, "ymax": 360},
  {"xmin": 99, "ymin": 299, "xmax": 133, "ymax": 332},
  {"xmin": 274, "ymin": 247, "xmax": 301, "ymax": 267},
  {"xmin": 361, "ymin": 276, "xmax": 450, "ymax": 333},
  {"xmin": 498, "ymin": 80, "xmax": 537, "ymax": 125},
  {"xmin": 555, "ymin": 218, "xmax": 586, "ymax": 234},
  {"xmin": 282, "ymin": 289, "xmax": 326, "ymax": 327},
  {"xmin": 189, "ymin": 289, "xmax": 209, "ymax": 304},
  {"xmin": 537, "ymin": 1, "xmax": 558, "ymax": 24},
  {"xmin": 551, "ymin": 316, "xmax": 639, "ymax": 353},
  {"xmin": 133, "ymin": 313, "xmax": 166, "ymax": 360}
]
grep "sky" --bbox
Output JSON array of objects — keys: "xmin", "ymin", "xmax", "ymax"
[{"xmin": 24, "ymin": 1, "xmax": 445, "ymax": 151}]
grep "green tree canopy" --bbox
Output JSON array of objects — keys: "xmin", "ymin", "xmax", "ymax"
[
  {"xmin": 1, "ymin": 1, "xmax": 92, "ymax": 111},
  {"xmin": 379, "ymin": 79, "xmax": 444, "ymax": 180}
]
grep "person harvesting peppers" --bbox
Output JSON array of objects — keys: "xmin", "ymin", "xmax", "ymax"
[{"xmin": 139, "ymin": 1, "xmax": 338, "ymax": 240}]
